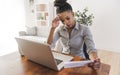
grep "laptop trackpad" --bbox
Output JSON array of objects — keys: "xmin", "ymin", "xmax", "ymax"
[{"xmin": 54, "ymin": 58, "xmax": 63, "ymax": 65}]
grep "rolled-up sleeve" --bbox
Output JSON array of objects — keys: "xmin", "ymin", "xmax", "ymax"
[{"xmin": 83, "ymin": 26, "xmax": 97, "ymax": 54}]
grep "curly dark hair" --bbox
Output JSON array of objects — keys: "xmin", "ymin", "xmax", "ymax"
[{"xmin": 54, "ymin": 0, "xmax": 73, "ymax": 14}]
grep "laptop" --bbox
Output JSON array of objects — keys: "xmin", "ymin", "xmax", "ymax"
[{"xmin": 15, "ymin": 37, "xmax": 73, "ymax": 71}]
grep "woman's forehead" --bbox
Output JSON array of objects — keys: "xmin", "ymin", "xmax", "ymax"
[{"xmin": 58, "ymin": 11, "xmax": 72, "ymax": 18}]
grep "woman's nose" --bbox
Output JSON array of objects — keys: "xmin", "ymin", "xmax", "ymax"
[{"xmin": 64, "ymin": 20, "xmax": 69, "ymax": 25}]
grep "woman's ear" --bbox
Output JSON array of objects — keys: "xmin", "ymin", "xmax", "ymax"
[{"xmin": 72, "ymin": 11, "xmax": 74, "ymax": 16}]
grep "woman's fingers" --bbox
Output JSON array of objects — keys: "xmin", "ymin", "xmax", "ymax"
[
  {"xmin": 52, "ymin": 16, "xmax": 60, "ymax": 28},
  {"xmin": 88, "ymin": 58, "xmax": 101, "ymax": 70},
  {"xmin": 93, "ymin": 58, "xmax": 101, "ymax": 70},
  {"xmin": 94, "ymin": 61, "xmax": 101, "ymax": 69}
]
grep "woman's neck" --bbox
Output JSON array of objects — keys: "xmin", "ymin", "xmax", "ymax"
[{"xmin": 67, "ymin": 21, "xmax": 76, "ymax": 38}]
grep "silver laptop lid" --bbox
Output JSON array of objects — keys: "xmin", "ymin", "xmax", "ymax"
[{"xmin": 15, "ymin": 37, "xmax": 59, "ymax": 70}]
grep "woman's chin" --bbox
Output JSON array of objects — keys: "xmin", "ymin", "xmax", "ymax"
[{"xmin": 65, "ymin": 25, "xmax": 71, "ymax": 28}]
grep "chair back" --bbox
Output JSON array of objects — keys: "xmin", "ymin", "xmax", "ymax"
[{"xmin": 83, "ymin": 43, "xmax": 90, "ymax": 59}]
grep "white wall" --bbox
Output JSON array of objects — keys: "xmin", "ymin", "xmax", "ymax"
[
  {"xmin": 70, "ymin": 0, "xmax": 120, "ymax": 52},
  {"xmin": 0, "ymin": 0, "xmax": 25, "ymax": 55}
]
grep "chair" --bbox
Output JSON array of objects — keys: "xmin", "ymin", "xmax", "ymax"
[{"xmin": 83, "ymin": 43, "xmax": 90, "ymax": 59}]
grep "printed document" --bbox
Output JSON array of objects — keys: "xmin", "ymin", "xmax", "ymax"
[{"xmin": 64, "ymin": 60, "xmax": 93, "ymax": 68}]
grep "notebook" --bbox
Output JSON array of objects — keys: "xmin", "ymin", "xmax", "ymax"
[{"xmin": 15, "ymin": 37, "xmax": 73, "ymax": 71}]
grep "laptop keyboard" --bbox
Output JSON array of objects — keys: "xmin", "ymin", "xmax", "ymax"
[{"xmin": 55, "ymin": 58, "xmax": 63, "ymax": 65}]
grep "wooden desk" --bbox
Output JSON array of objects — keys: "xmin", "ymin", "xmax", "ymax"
[{"xmin": 0, "ymin": 51, "xmax": 110, "ymax": 75}]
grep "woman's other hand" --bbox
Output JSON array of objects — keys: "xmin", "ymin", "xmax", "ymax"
[{"xmin": 88, "ymin": 58, "xmax": 101, "ymax": 70}]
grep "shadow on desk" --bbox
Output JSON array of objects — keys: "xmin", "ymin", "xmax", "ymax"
[{"xmin": 0, "ymin": 51, "xmax": 110, "ymax": 75}]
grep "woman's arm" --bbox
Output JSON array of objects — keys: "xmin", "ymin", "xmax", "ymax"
[
  {"xmin": 47, "ymin": 28, "xmax": 56, "ymax": 44},
  {"xmin": 83, "ymin": 26, "xmax": 101, "ymax": 70},
  {"xmin": 89, "ymin": 51, "xmax": 98, "ymax": 60},
  {"xmin": 47, "ymin": 16, "xmax": 60, "ymax": 44}
]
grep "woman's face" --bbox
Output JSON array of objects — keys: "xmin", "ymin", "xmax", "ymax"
[{"xmin": 58, "ymin": 11, "xmax": 75, "ymax": 28}]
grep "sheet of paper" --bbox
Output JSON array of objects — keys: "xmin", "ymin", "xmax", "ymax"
[{"xmin": 64, "ymin": 60, "xmax": 93, "ymax": 68}]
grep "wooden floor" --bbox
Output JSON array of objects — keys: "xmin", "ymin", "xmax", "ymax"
[{"xmin": 98, "ymin": 50, "xmax": 120, "ymax": 75}]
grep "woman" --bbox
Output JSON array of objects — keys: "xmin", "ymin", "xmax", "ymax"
[{"xmin": 47, "ymin": 0, "xmax": 100, "ymax": 70}]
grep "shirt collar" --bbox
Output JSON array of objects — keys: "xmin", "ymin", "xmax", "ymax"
[{"xmin": 74, "ymin": 21, "xmax": 79, "ymax": 30}]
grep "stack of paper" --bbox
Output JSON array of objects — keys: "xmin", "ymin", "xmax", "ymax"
[{"xmin": 64, "ymin": 60, "xmax": 93, "ymax": 68}]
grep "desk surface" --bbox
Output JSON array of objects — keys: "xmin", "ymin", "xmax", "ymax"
[{"xmin": 0, "ymin": 51, "xmax": 110, "ymax": 75}]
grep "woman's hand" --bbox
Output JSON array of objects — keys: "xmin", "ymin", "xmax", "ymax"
[
  {"xmin": 89, "ymin": 52, "xmax": 101, "ymax": 70},
  {"xmin": 52, "ymin": 16, "xmax": 60, "ymax": 28},
  {"xmin": 47, "ymin": 16, "xmax": 60, "ymax": 44},
  {"xmin": 88, "ymin": 58, "xmax": 101, "ymax": 70}
]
